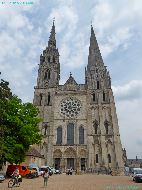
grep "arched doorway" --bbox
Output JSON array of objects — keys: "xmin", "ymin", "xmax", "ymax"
[
  {"xmin": 64, "ymin": 147, "xmax": 76, "ymax": 170},
  {"xmin": 53, "ymin": 149, "xmax": 62, "ymax": 170},
  {"xmin": 79, "ymin": 149, "xmax": 87, "ymax": 171}
]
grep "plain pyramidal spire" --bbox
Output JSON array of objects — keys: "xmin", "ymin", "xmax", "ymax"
[
  {"xmin": 88, "ymin": 24, "xmax": 104, "ymax": 67},
  {"xmin": 90, "ymin": 25, "xmax": 100, "ymax": 53}
]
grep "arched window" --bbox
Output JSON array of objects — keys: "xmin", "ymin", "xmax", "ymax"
[
  {"xmin": 94, "ymin": 124, "xmax": 98, "ymax": 134},
  {"xmin": 44, "ymin": 72, "xmax": 47, "ymax": 80},
  {"xmin": 94, "ymin": 120, "xmax": 98, "ymax": 134},
  {"xmin": 56, "ymin": 127, "xmax": 62, "ymax": 145},
  {"xmin": 44, "ymin": 70, "xmax": 50, "ymax": 80},
  {"xmin": 96, "ymin": 154, "xmax": 98, "ymax": 163},
  {"xmin": 47, "ymin": 92, "xmax": 50, "ymax": 105},
  {"xmin": 104, "ymin": 121, "xmax": 109, "ymax": 135},
  {"xmin": 93, "ymin": 93, "xmax": 95, "ymax": 101},
  {"xmin": 43, "ymin": 123, "xmax": 49, "ymax": 136},
  {"xmin": 108, "ymin": 154, "xmax": 111, "ymax": 163},
  {"xmin": 79, "ymin": 126, "xmax": 84, "ymax": 144},
  {"xmin": 48, "ymin": 57, "xmax": 50, "ymax": 62},
  {"xmin": 44, "ymin": 125, "xmax": 47, "ymax": 135},
  {"xmin": 53, "ymin": 56, "xmax": 55, "ymax": 63},
  {"xmin": 39, "ymin": 93, "xmax": 42, "ymax": 106},
  {"xmin": 97, "ymin": 81, "xmax": 100, "ymax": 89},
  {"xmin": 103, "ymin": 92, "xmax": 106, "ymax": 101},
  {"xmin": 48, "ymin": 70, "xmax": 50, "ymax": 79},
  {"xmin": 67, "ymin": 123, "xmax": 74, "ymax": 145}
]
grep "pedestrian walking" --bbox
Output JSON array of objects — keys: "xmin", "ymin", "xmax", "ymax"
[{"xmin": 43, "ymin": 169, "xmax": 49, "ymax": 187}]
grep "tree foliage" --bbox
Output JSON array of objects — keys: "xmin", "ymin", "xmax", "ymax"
[{"xmin": 0, "ymin": 74, "xmax": 41, "ymax": 167}]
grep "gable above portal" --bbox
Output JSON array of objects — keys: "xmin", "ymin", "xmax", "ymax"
[{"xmin": 63, "ymin": 73, "xmax": 79, "ymax": 91}]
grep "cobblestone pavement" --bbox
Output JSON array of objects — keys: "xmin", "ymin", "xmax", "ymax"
[{"xmin": 0, "ymin": 174, "xmax": 142, "ymax": 190}]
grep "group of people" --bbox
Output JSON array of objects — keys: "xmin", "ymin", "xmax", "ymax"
[
  {"xmin": 66, "ymin": 167, "xmax": 73, "ymax": 175},
  {"xmin": 11, "ymin": 167, "xmax": 49, "ymax": 187}
]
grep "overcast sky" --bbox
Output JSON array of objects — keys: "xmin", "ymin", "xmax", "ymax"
[{"xmin": 0, "ymin": 0, "xmax": 142, "ymax": 159}]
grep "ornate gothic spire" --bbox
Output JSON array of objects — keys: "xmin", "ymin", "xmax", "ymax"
[
  {"xmin": 48, "ymin": 20, "xmax": 56, "ymax": 48},
  {"xmin": 37, "ymin": 20, "xmax": 60, "ymax": 88}
]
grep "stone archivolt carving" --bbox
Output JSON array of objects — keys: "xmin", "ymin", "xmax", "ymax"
[
  {"xmin": 64, "ymin": 147, "xmax": 76, "ymax": 158},
  {"xmin": 53, "ymin": 149, "xmax": 62, "ymax": 158},
  {"xmin": 93, "ymin": 136, "xmax": 100, "ymax": 144},
  {"xmin": 79, "ymin": 149, "xmax": 87, "ymax": 158},
  {"xmin": 107, "ymin": 139, "xmax": 112, "ymax": 145}
]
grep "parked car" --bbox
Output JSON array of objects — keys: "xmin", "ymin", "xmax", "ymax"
[
  {"xmin": 31, "ymin": 167, "xmax": 41, "ymax": 176},
  {"xmin": 29, "ymin": 164, "xmax": 42, "ymax": 176},
  {"xmin": 27, "ymin": 166, "xmax": 39, "ymax": 177},
  {"xmin": 55, "ymin": 169, "xmax": 61, "ymax": 174},
  {"xmin": 0, "ymin": 174, "xmax": 5, "ymax": 183},
  {"xmin": 50, "ymin": 167, "xmax": 56, "ymax": 174},
  {"xmin": 132, "ymin": 168, "xmax": 142, "ymax": 182},
  {"xmin": 39, "ymin": 166, "xmax": 53, "ymax": 176},
  {"xmin": 133, "ymin": 174, "xmax": 142, "ymax": 182}
]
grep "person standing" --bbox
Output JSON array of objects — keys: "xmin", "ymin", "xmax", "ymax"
[{"xmin": 43, "ymin": 169, "xmax": 49, "ymax": 187}]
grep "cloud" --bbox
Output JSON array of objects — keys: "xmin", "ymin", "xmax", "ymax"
[
  {"xmin": 116, "ymin": 99, "xmax": 142, "ymax": 158},
  {"xmin": 100, "ymin": 27, "xmax": 132, "ymax": 58},
  {"xmin": 0, "ymin": 1, "xmax": 43, "ymax": 102},
  {"xmin": 91, "ymin": 0, "xmax": 142, "ymax": 58},
  {"xmin": 112, "ymin": 80, "xmax": 142, "ymax": 158},
  {"xmin": 113, "ymin": 80, "xmax": 142, "ymax": 101},
  {"xmin": 136, "ymin": 140, "xmax": 142, "ymax": 146},
  {"xmin": 45, "ymin": 0, "xmax": 88, "ymax": 70}
]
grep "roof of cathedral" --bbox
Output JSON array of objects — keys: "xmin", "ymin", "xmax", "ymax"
[{"xmin": 26, "ymin": 147, "xmax": 45, "ymax": 158}]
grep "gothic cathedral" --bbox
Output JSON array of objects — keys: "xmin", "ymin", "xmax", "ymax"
[{"xmin": 33, "ymin": 21, "xmax": 124, "ymax": 172}]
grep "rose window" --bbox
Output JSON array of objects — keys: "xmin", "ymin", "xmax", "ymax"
[{"xmin": 60, "ymin": 97, "xmax": 81, "ymax": 118}]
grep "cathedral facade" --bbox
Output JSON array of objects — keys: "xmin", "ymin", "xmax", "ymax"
[{"xmin": 33, "ymin": 22, "xmax": 124, "ymax": 172}]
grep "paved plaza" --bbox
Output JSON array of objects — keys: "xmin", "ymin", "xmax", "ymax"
[{"xmin": 1, "ymin": 174, "xmax": 142, "ymax": 190}]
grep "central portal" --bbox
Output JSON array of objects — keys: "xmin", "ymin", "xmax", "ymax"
[{"xmin": 67, "ymin": 158, "xmax": 74, "ymax": 169}]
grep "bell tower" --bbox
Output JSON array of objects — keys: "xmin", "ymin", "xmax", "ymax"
[{"xmin": 37, "ymin": 21, "xmax": 60, "ymax": 88}]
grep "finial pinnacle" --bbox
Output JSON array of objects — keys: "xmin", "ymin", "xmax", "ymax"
[
  {"xmin": 53, "ymin": 17, "xmax": 55, "ymax": 25},
  {"xmin": 70, "ymin": 72, "xmax": 72, "ymax": 77},
  {"xmin": 91, "ymin": 20, "xmax": 92, "ymax": 27}
]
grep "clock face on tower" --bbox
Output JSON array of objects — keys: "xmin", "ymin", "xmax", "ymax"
[{"xmin": 60, "ymin": 97, "xmax": 81, "ymax": 118}]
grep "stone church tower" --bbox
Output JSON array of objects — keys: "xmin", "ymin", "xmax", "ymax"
[{"xmin": 33, "ymin": 21, "xmax": 124, "ymax": 172}]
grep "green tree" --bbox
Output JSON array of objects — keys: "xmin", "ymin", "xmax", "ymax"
[{"xmin": 0, "ymin": 74, "xmax": 41, "ymax": 167}]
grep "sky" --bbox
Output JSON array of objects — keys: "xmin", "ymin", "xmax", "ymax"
[{"xmin": 0, "ymin": 0, "xmax": 142, "ymax": 159}]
